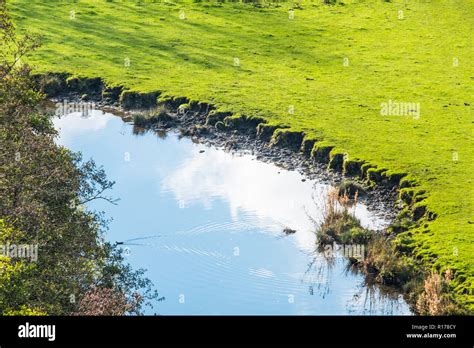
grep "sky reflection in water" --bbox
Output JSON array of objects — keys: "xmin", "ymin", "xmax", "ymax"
[{"xmin": 54, "ymin": 110, "xmax": 411, "ymax": 315}]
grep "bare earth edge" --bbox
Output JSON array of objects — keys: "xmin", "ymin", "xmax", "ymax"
[{"xmin": 35, "ymin": 72, "xmax": 464, "ymax": 314}]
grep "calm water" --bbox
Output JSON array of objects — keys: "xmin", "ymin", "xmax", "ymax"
[{"xmin": 54, "ymin": 110, "xmax": 411, "ymax": 315}]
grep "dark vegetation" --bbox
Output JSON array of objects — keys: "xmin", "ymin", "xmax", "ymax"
[{"xmin": 0, "ymin": 3, "xmax": 160, "ymax": 315}]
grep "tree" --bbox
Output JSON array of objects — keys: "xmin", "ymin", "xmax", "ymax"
[{"xmin": 0, "ymin": 2, "xmax": 160, "ymax": 315}]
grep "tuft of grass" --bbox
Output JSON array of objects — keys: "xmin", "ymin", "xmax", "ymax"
[
  {"xmin": 416, "ymin": 270, "xmax": 466, "ymax": 315},
  {"xmin": 337, "ymin": 179, "xmax": 366, "ymax": 199},
  {"xmin": 315, "ymin": 188, "xmax": 370, "ymax": 245},
  {"xmin": 132, "ymin": 106, "xmax": 175, "ymax": 127},
  {"xmin": 362, "ymin": 234, "xmax": 416, "ymax": 286},
  {"xmin": 38, "ymin": 74, "xmax": 64, "ymax": 96}
]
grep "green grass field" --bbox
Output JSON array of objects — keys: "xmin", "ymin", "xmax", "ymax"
[{"xmin": 9, "ymin": 0, "xmax": 473, "ymax": 309}]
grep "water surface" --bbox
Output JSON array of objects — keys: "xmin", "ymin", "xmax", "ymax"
[{"xmin": 54, "ymin": 110, "xmax": 410, "ymax": 315}]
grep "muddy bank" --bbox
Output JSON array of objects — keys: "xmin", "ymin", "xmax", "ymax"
[{"xmin": 37, "ymin": 73, "xmax": 403, "ymax": 223}]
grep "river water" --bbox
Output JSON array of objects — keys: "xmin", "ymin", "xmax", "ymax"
[{"xmin": 54, "ymin": 109, "xmax": 410, "ymax": 315}]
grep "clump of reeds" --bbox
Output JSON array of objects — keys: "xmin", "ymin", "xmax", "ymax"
[
  {"xmin": 312, "ymin": 186, "xmax": 463, "ymax": 314},
  {"xmin": 415, "ymin": 269, "xmax": 463, "ymax": 315},
  {"xmin": 315, "ymin": 188, "xmax": 369, "ymax": 245},
  {"xmin": 361, "ymin": 234, "xmax": 415, "ymax": 285},
  {"xmin": 315, "ymin": 187, "xmax": 414, "ymax": 282}
]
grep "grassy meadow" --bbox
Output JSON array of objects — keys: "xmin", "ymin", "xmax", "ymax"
[{"xmin": 8, "ymin": 0, "xmax": 473, "ymax": 309}]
